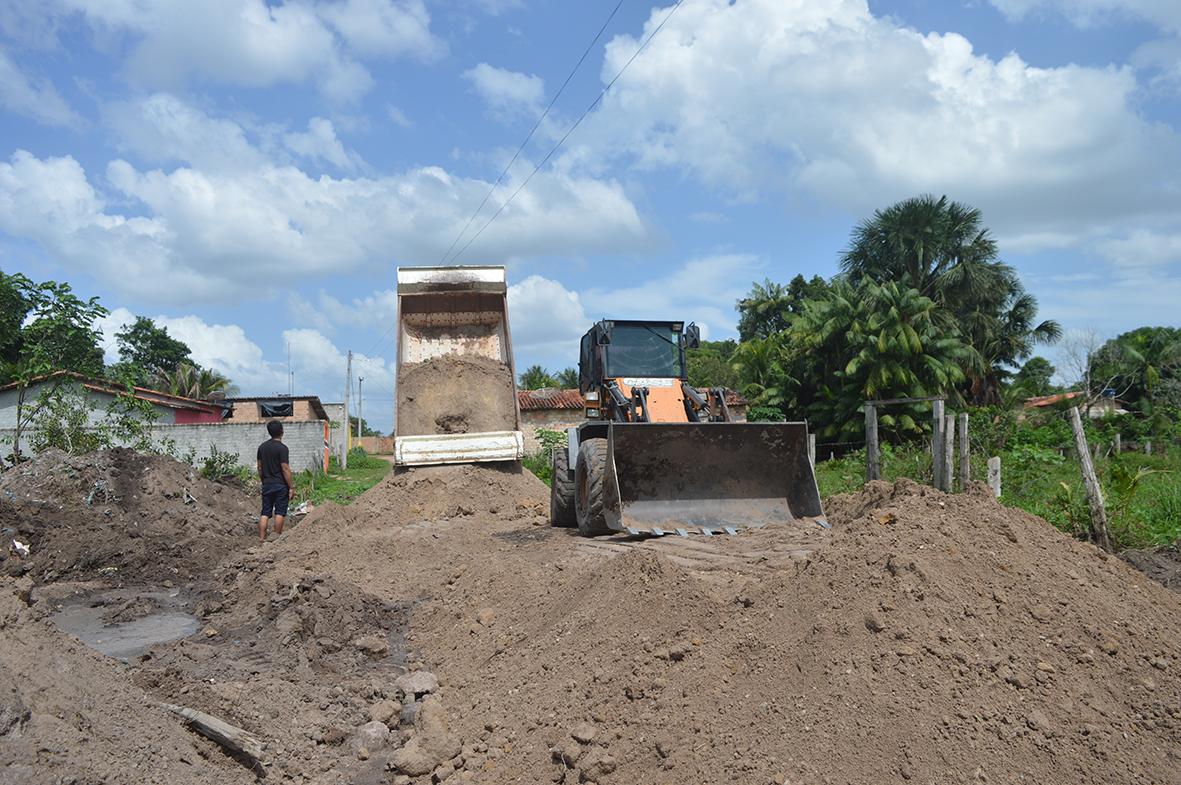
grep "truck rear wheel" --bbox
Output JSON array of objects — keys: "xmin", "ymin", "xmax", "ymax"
[
  {"xmin": 550, "ymin": 447, "xmax": 576, "ymax": 527},
  {"xmin": 575, "ymin": 438, "xmax": 612, "ymax": 537}
]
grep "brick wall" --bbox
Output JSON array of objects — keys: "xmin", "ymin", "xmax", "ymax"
[{"xmin": 228, "ymin": 398, "xmax": 321, "ymax": 423}]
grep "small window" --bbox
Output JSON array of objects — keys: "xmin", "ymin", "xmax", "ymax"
[{"xmin": 259, "ymin": 400, "xmax": 294, "ymax": 418}]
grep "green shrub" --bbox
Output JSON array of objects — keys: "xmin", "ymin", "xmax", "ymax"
[{"xmin": 200, "ymin": 446, "xmax": 251, "ymax": 484}]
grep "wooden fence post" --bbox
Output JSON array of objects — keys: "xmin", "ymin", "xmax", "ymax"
[
  {"xmin": 958, "ymin": 412, "xmax": 970, "ymax": 491},
  {"xmin": 865, "ymin": 403, "xmax": 880, "ymax": 482},
  {"xmin": 1114, "ymin": 433, "xmax": 1121, "ymax": 455},
  {"xmin": 1069, "ymin": 406, "xmax": 1113, "ymax": 553},
  {"xmin": 943, "ymin": 414, "xmax": 955, "ymax": 492},
  {"xmin": 987, "ymin": 456, "xmax": 1001, "ymax": 498},
  {"xmin": 808, "ymin": 433, "xmax": 816, "ymax": 469},
  {"xmin": 1146, "ymin": 440, "xmax": 1153, "ymax": 456},
  {"xmin": 932, "ymin": 399, "xmax": 945, "ymax": 488}
]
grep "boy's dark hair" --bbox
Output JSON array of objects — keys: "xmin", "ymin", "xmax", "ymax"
[{"xmin": 267, "ymin": 420, "xmax": 283, "ymax": 438}]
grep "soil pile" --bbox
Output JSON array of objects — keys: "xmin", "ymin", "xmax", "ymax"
[
  {"xmin": 0, "ymin": 448, "xmax": 255, "ymax": 585},
  {"xmin": 1123, "ymin": 546, "xmax": 1181, "ymax": 594},
  {"xmin": 397, "ymin": 355, "xmax": 517, "ymax": 436},
  {"xmin": 0, "ymin": 580, "xmax": 255, "ymax": 785},
  {"xmin": 401, "ymin": 480, "xmax": 1181, "ymax": 785},
  {"xmin": 350, "ymin": 462, "xmax": 547, "ymax": 525}
]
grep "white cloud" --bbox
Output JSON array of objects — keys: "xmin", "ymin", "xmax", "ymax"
[
  {"xmin": 283, "ymin": 117, "xmax": 363, "ymax": 171},
  {"xmin": 282, "ymin": 327, "xmax": 394, "ymax": 404},
  {"xmin": 505, "ymin": 255, "xmax": 764, "ymax": 371},
  {"xmin": 387, "ymin": 105, "xmax": 413, "ymax": 128},
  {"xmin": 1097, "ymin": 229, "xmax": 1181, "ymax": 269},
  {"xmin": 93, "ymin": 306, "xmax": 285, "ymax": 391},
  {"xmin": 507, "ymin": 275, "xmax": 589, "ymax": 364},
  {"xmin": 0, "ymin": 48, "xmax": 79, "ymax": 126},
  {"xmin": 988, "ymin": 0, "xmax": 1181, "ymax": 32},
  {"xmin": 104, "ymin": 93, "xmax": 264, "ymax": 172},
  {"xmin": 567, "ymin": 0, "xmax": 1181, "ymax": 253},
  {"xmin": 0, "ymin": 96, "xmax": 649, "ymax": 303},
  {"xmin": 463, "ymin": 62, "xmax": 544, "ymax": 117},
  {"xmin": 48, "ymin": 0, "xmax": 443, "ymax": 102}
]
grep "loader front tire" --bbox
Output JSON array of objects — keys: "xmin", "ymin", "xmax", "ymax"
[
  {"xmin": 575, "ymin": 438, "xmax": 611, "ymax": 537},
  {"xmin": 550, "ymin": 446, "xmax": 576, "ymax": 527}
]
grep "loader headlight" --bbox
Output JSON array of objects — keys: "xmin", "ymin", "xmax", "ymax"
[{"xmin": 586, "ymin": 408, "xmax": 600, "ymax": 418}]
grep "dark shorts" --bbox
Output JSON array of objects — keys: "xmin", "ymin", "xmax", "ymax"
[{"xmin": 261, "ymin": 485, "xmax": 290, "ymax": 518}]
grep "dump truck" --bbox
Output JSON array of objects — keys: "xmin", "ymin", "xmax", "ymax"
[
  {"xmin": 393, "ymin": 265, "xmax": 525, "ymax": 466},
  {"xmin": 550, "ymin": 319, "xmax": 825, "ymax": 537}
]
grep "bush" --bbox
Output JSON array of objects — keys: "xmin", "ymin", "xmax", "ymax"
[{"xmin": 200, "ymin": 446, "xmax": 251, "ymax": 484}]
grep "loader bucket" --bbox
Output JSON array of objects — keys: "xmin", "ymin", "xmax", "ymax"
[{"xmin": 602, "ymin": 422, "xmax": 825, "ymax": 535}]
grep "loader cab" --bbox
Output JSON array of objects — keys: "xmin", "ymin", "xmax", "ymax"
[{"xmin": 578, "ymin": 320, "xmax": 700, "ymax": 392}]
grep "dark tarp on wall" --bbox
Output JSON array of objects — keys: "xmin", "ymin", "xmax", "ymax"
[{"xmin": 259, "ymin": 400, "xmax": 294, "ymax": 417}]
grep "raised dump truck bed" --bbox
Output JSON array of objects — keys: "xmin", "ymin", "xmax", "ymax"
[{"xmin": 394, "ymin": 266, "xmax": 524, "ymax": 466}]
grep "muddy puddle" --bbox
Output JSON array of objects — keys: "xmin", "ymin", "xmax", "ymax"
[{"xmin": 51, "ymin": 587, "xmax": 200, "ymax": 661}]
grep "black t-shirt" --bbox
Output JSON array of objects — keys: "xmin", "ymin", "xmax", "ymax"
[{"xmin": 257, "ymin": 439, "xmax": 290, "ymax": 487}]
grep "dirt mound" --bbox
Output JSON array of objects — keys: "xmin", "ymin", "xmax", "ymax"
[
  {"xmin": 349, "ymin": 462, "xmax": 548, "ymax": 526},
  {"xmin": 0, "ymin": 580, "xmax": 255, "ymax": 785},
  {"xmin": 397, "ymin": 354, "xmax": 517, "ymax": 436},
  {"xmin": 390, "ymin": 479, "xmax": 1181, "ymax": 785},
  {"xmin": 0, "ymin": 448, "xmax": 255, "ymax": 585}
]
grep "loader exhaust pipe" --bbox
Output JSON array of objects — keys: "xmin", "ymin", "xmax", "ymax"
[{"xmin": 601, "ymin": 422, "xmax": 825, "ymax": 535}]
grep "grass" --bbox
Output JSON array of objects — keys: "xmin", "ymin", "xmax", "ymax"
[
  {"xmin": 814, "ymin": 443, "xmax": 1181, "ymax": 551},
  {"xmin": 294, "ymin": 449, "xmax": 391, "ymax": 506}
]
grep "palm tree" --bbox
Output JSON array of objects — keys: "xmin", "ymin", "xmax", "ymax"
[
  {"xmin": 555, "ymin": 367, "xmax": 580, "ymax": 388},
  {"xmin": 791, "ymin": 280, "xmax": 969, "ymax": 439},
  {"xmin": 842, "ymin": 195, "xmax": 1059, "ymax": 404},
  {"xmin": 731, "ymin": 334, "xmax": 795, "ymax": 411},
  {"xmin": 152, "ymin": 363, "xmax": 232, "ymax": 399},
  {"xmin": 518, "ymin": 364, "xmax": 557, "ymax": 390}
]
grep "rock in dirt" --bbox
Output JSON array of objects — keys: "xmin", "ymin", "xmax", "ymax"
[
  {"xmin": 396, "ymin": 670, "xmax": 439, "ymax": 698},
  {"xmin": 390, "ymin": 698, "xmax": 461, "ymax": 776},
  {"xmin": 570, "ymin": 722, "xmax": 597, "ymax": 744},
  {"xmin": 369, "ymin": 700, "xmax": 401, "ymax": 726},
  {"xmin": 355, "ymin": 720, "xmax": 391, "ymax": 752},
  {"xmin": 353, "ymin": 634, "xmax": 390, "ymax": 658}
]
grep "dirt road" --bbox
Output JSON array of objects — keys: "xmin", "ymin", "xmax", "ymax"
[{"xmin": 3, "ymin": 456, "xmax": 1181, "ymax": 784}]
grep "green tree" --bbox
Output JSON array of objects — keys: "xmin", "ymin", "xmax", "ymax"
[
  {"xmin": 1091, "ymin": 327, "xmax": 1181, "ymax": 411},
  {"xmin": 1011, "ymin": 356, "xmax": 1056, "ymax": 398},
  {"xmin": 3, "ymin": 277, "xmax": 107, "ymax": 461},
  {"xmin": 790, "ymin": 280, "xmax": 969, "ymax": 440},
  {"xmin": 115, "ymin": 317, "xmax": 192, "ymax": 384},
  {"xmin": 737, "ymin": 275, "xmax": 829, "ymax": 342},
  {"xmin": 0, "ymin": 271, "xmax": 32, "ymax": 370},
  {"xmin": 152, "ymin": 363, "xmax": 233, "ymax": 399},
  {"xmin": 519, "ymin": 364, "xmax": 557, "ymax": 390},
  {"xmin": 731, "ymin": 334, "xmax": 796, "ymax": 413},
  {"xmin": 555, "ymin": 367, "xmax": 580, "ymax": 388},
  {"xmin": 686, "ymin": 339, "xmax": 740, "ymax": 389},
  {"xmin": 841, "ymin": 195, "xmax": 1059, "ymax": 404}
]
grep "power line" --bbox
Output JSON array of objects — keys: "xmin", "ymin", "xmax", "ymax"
[
  {"xmin": 448, "ymin": 0, "xmax": 685, "ymax": 265},
  {"xmin": 439, "ymin": 0, "xmax": 627, "ymax": 266}
]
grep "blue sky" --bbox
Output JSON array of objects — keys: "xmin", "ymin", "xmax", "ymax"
[{"xmin": 2, "ymin": 0, "xmax": 1180, "ymax": 434}]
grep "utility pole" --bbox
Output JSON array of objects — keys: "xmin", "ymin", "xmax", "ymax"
[
  {"xmin": 357, "ymin": 377, "xmax": 364, "ymax": 441},
  {"xmin": 343, "ymin": 350, "xmax": 352, "ymax": 470}
]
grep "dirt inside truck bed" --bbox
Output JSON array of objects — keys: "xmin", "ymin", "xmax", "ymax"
[
  {"xmin": 397, "ymin": 354, "xmax": 518, "ymax": 436},
  {"xmin": 3, "ymin": 453, "xmax": 1181, "ymax": 785}
]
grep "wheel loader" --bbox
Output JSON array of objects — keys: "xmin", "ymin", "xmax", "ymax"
[{"xmin": 550, "ymin": 319, "xmax": 825, "ymax": 537}]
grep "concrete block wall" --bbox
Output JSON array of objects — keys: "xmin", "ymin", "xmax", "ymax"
[
  {"xmin": 1, "ymin": 420, "xmax": 328, "ymax": 473},
  {"xmin": 148, "ymin": 421, "xmax": 328, "ymax": 472}
]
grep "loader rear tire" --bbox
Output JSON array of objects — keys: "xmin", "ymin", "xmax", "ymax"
[
  {"xmin": 575, "ymin": 438, "xmax": 612, "ymax": 537},
  {"xmin": 550, "ymin": 447, "xmax": 576, "ymax": 527}
]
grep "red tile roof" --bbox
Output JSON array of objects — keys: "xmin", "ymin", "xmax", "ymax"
[
  {"xmin": 1, "ymin": 371, "xmax": 223, "ymax": 413},
  {"xmin": 1023, "ymin": 391, "xmax": 1083, "ymax": 408},
  {"xmin": 517, "ymin": 389, "xmax": 584, "ymax": 411},
  {"xmin": 516, "ymin": 387, "xmax": 748, "ymax": 411}
]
